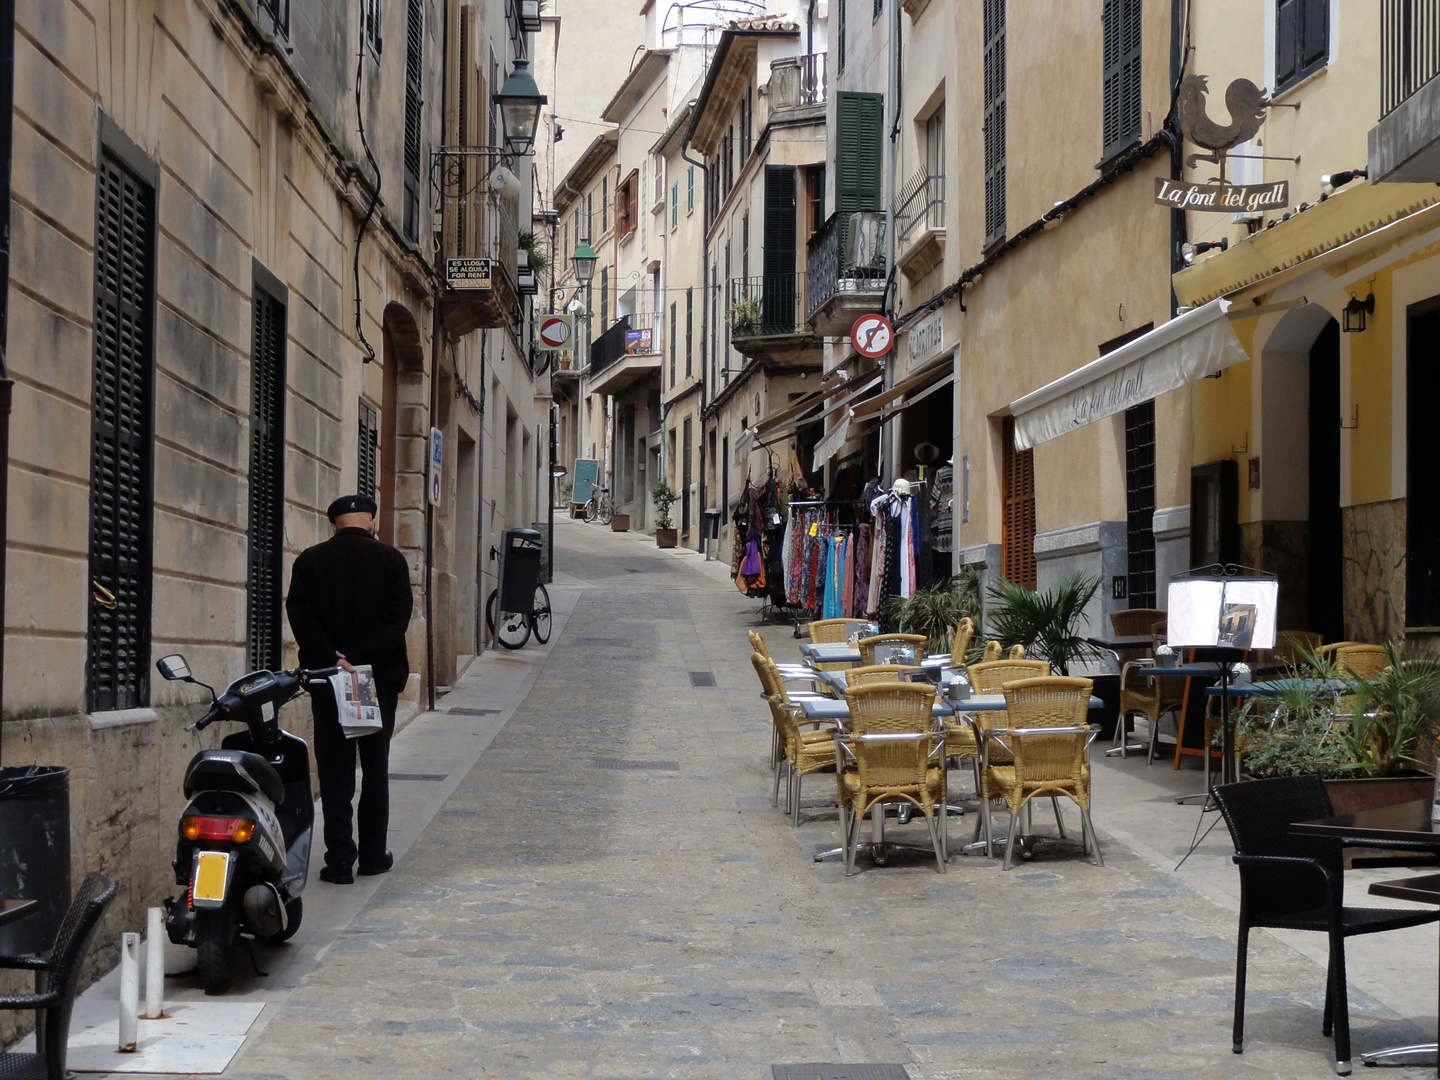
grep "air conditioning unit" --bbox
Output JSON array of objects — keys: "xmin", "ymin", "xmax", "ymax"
[{"xmin": 845, "ymin": 211, "xmax": 886, "ymax": 269}]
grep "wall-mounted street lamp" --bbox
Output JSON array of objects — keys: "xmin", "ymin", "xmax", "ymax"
[
  {"xmin": 494, "ymin": 58, "xmax": 546, "ymax": 157},
  {"xmin": 1181, "ymin": 237, "xmax": 1229, "ymax": 265},
  {"xmin": 1343, "ymin": 292, "xmax": 1374, "ymax": 333}
]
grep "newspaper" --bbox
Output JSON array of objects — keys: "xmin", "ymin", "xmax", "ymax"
[{"xmin": 329, "ymin": 665, "xmax": 382, "ymax": 738}]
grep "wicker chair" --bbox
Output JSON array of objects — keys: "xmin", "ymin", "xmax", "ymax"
[
  {"xmin": 1333, "ymin": 644, "xmax": 1388, "ymax": 680},
  {"xmin": 844, "ymin": 664, "xmax": 913, "ymax": 687},
  {"xmin": 837, "ymin": 683, "xmax": 947, "ymax": 875},
  {"xmin": 0, "ymin": 872, "xmax": 117, "ymax": 1080},
  {"xmin": 976, "ymin": 676, "xmax": 1101, "ymax": 870},
  {"xmin": 1103, "ymin": 609, "xmax": 1163, "ymax": 756},
  {"xmin": 1211, "ymin": 776, "xmax": 1440, "ymax": 1074},
  {"xmin": 1271, "ymin": 630, "xmax": 1323, "ymax": 666},
  {"xmin": 752, "ymin": 653, "xmax": 838, "ymax": 824},
  {"xmin": 856, "ymin": 633, "xmax": 927, "ymax": 667},
  {"xmin": 748, "ymin": 630, "xmax": 820, "ymax": 687},
  {"xmin": 963, "ymin": 660, "xmax": 1052, "ymax": 848},
  {"xmin": 949, "ymin": 617, "xmax": 975, "ymax": 664},
  {"xmin": 807, "ymin": 618, "xmax": 851, "ymax": 643}
]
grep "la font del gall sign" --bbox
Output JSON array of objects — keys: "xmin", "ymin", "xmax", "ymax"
[{"xmin": 1154, "ymin": 178, "xmax": 1289, "ymax": 214}]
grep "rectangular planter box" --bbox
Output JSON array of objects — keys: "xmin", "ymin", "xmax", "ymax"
[
  {"xmin": 611, "ymin": 514, "xmax": 630, "ymax": 532},
  {"xmin": 655, "ymin": 528, "xmax": 678, "ymax": 548}
]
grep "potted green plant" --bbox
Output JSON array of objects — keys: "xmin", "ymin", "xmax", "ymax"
[
  {"xmin": 727, "ymin": 297, "xmax": 762, "ymax": 336},
  {"xmin": 650, "ymin": 479, "xmax": 679, "ymax": 548},
  {"xmin": 985, "ymin": 572, "xmax": 1103, "ymax": 676},
  {"xmin": 882, "ymin": 570, "xmax": 983, "ymax": 657}
]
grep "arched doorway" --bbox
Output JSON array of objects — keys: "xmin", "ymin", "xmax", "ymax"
[{"xmin": 380, "ymin": 304, "xmax": 426, "ymax": 547}]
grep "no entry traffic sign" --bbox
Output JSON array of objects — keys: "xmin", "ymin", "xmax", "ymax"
[
  {"xmin": 537, "ymin": 315, "xmax": 573, "ymax": 351},
  {"xmin": 851, "ymin": 313, "xmax": 893, "ymax": 358}
]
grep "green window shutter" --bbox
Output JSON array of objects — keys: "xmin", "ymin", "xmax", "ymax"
[
  {"xmin": 669, "ymin": 301, "xmax": 677, "ymax": 385},
  {"xmin": 834, "ymin": 91, "xmax": 883, "ymax": 262},
  {"xmin": 1102, "ymin": 0, "xmax": 1142, "ymax": 160},
  {"xmin": 687, "ymin": 165, "xmax": 694, "ymax": 212},
  {"xmin": 685, "ymin": 286, "xmax": 693, "ymax": 377},
  {"xmin": 838, "ymin": 0, "xmax": 846, "ymax": 73}
]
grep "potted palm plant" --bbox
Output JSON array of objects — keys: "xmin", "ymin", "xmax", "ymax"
[
  {"xmin": 985, "ymin": 572, "xmax": 1104, "ymax": 676},
  {"xmin": 650, "ymin": 480, "xmax": 679, "ymax": 548},
  {"xmin": 882, "ymin": 570, "xmax": 983, "ymax": 657}
]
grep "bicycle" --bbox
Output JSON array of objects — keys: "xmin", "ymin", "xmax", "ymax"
[
  {"xmin": 485, "ymin": 547, "xmax": 552, "ymax": 650},
  {"xmin": 582, "ymin": 485, "xmax": 614, "ymax": 525}
]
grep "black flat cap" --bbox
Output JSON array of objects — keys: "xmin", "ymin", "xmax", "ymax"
[{"xmin": 327, "ymin": 494, "xmax": 379, "ymax": 521}]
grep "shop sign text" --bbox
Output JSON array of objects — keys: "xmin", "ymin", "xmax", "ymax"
[{"xmin": 1153, "ymin": 178, "xmax": 1289, "ymax": 214}]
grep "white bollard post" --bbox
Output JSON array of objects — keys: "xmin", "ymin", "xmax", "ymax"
[
  {"xmin": 118, "ymin": 932, "xmax": 139, "ymax": 1052},
  {"xmin": 144, "ymin": 908, "xmax": 165, "ymax": 1019}
]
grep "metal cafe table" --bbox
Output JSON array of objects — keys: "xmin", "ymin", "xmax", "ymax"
[
  {"xmin": 798, "ymin": 641, "xmax": 862, "ymax": 666},
  {"xmin": 0, "ymin": 899, "xmax": 36, "ymax": 927},
  {"xmin": 1292, "ymin": 798, "xmax": 1440, "ymax": 1074}
]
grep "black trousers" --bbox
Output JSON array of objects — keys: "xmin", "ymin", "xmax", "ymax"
[{"xmin": 310, "ymin": 681, "xmax": 400, "ymax": 870}]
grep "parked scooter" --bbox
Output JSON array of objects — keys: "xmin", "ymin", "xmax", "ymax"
[{"xmin": 156, "ymin": 654, "xmax": 338, "ymax": 994}]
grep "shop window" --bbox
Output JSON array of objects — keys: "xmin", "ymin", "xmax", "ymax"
[{"xmin": 1001, "ymin": 416, "xmax": 1036, "ymax": 588}]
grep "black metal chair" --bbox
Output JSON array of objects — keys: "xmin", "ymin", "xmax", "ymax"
[
  {"xmin": 0, "ymin": 872, "xmax": 117, "ymax": 1080},
  {"xmin": 1212, "ymin": 777, "xmax": 1440, "ymax": 1075}
]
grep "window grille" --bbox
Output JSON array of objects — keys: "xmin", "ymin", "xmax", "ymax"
[
  {"xmin": 1125, "ymin": 400, "xmax": 1157, "ymax": 608},
  {"xmin": 402, "ymin": 0, "xmax": 424, "ymax": 242},
  {"xmin": 247, "ymin": 280, "xmax": 287, "ymax": 673},
  {"xmin": 88, "ymin": 151, "xmax": 156, "ymax": 712},
  {"xmin": 1000, "ymin": 416, "xmax": 1035, "ymax": 589}
]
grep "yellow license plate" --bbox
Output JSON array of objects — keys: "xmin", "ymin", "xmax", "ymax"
[{"xmin": 193, "ymin": 851, "xmax": 231, "ymax": 902}]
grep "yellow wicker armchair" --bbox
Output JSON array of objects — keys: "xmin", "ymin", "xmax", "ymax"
[
  {"xmin": 752, "ymin": 653, "xmax": 838, "ymax": 824},
  {"xmin": 979, "ymin": 676, "xmax": 1102, "ymax": 870},
  {"xmin": 857, "ymin": 633, "xmax": 927, "ymax": 667},
  {"xmin": 1334, "ymin": 644, "xmax": 1388, "ymax": 680},
  {"xmin": 837, "ymin": 683, "xmax": 948, "ymax": 875},
  {"xmin": 808, "ymin": 618, "xmax": 851, "ymax": 643},
  {"xmin": 844, "ymin": 664, "xmax": 914, "ymax": 687},
  {"xmin": 949, "ymin": 617, "xmax": 975, "ymax": 664},
  {"xmin": 1008, "ymin": 644, "xmax": 1027, "ymax": 660}
]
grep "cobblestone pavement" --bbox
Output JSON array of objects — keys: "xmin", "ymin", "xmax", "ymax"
[{"xmin": 124, "ymin": 520, "xmax": 1437, "ymax": 1079}]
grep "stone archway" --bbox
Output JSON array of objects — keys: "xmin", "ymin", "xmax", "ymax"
[{"xmin": 380, "ymin": 303, "xmax": 427, "ymax": 549}]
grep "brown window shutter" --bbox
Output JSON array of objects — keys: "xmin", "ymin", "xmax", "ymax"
[{"xmin": 1001, "ymin": 417, "xmax": 1036, "ymax": 588}]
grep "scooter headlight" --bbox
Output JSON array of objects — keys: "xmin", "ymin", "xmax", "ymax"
[{"xmin": 181, "ymin": 816, "xmax": 257, "ymax": 843}]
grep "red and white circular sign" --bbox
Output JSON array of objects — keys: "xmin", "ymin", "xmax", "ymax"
[
  {"xmin": 539, "ymin": 316, "xmax": 572, "ymax": 349},
  {"xmin": 851, "ymin": 313, "xmax": 893, "ymax": 358}
]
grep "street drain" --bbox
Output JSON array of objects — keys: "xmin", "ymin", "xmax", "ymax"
[
  {"xmin": 445, "ymin": 707, "xmax": 501, "ymax": 716},
  {"xmin": 688, "ymin": 670, "xmax": 716, "ymax": 687},
  {"xmin": 592, "ymin": 759, "xmax": 680, "ymax": 771},
  {"xmin": 772, "ymin": 1067, "xmax": 910, "ymax": 1080},
  {"xmin": 388, "ymin": 773, "xmax": 448, "ymax": 782}
]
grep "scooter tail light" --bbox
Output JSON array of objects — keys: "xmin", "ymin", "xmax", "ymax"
[{"xmin": 181, "ymin": 816, "xmax": 257, "ymax": 843}]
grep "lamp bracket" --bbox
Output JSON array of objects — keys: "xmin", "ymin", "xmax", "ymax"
[{"xmin": 430, "ymin": 145, "xmax": 522, "ymax": 200}]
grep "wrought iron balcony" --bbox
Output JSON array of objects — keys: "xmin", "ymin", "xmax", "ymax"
[
  {"xmin": 433, "ymin": 147, "xmax": 521, "ymax": 335},
  {"xmin": 588, "ymin": 312, "xmax": 664, "ymax": 396},
  {"xmin": 894, "ymin": 168, "xmax": 945, "ymax": 280},
  {"xmin": 805, "ymin": 211, "xmax": 886, "ymax": 335},
  {"xmin": 1382, "ymin": 0, "xmax": 1439, "ymax": 117},
  {"xmin": 769, "ymin": 53, "xmax": 827, "ymax": 111}
]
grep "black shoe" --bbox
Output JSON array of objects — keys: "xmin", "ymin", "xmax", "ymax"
[
  {"xmin": 318, "ymin": 864, "xmax": 354, "ymax": 885},
  {"xmin": 357, "ymin": 850, "xmax": 393, "ymax": 876}
]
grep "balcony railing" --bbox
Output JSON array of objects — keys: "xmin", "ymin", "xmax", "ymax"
[
  {"xmin": 1383, "ymin": 0, "xmax": 1440, "ymax": 116},
  {"xmin": 730, "ymin": 274, "xmax": 810, "ymax": 340},
  {"xmin": 894, "ymin": 168, "xmax": 945, "ymax": 246},
  {"xmin": 769, "ymin": 53, "xmax": 827, "ymax": 110},
  {"xmin": 434, "ymin": 147, "xmax": 520, "ymax": 293},
  {"xmin": 590, "ymin": 311, "xmax": 663, "ymax": 375},
  {"xmin": 805, "ymin": 211, "xmax": 886, "ymax": 320}
]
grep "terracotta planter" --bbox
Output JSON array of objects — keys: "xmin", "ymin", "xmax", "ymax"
[
  {"xmin": 611, "ymin": 514, "xmax": 630, "ymax": 532},
  {"xmin": 655, "ymin": 528, "xmax": 678, "ymax": 548}
]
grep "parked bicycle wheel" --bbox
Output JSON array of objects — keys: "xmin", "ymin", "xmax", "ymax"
[
  {"xmin": 485, "ymin": 589, "xmax": 531, "ymax": 649},
  {"xmin": 583, "ymin": 498, "xmax": 599, "ymax": 523},
  {"xmin": 531, "ymin": 584, "xmax": 552, "ymax": 644},
  {"xmin": 597, "ymin": 498, "xmax": 614, "ymax": 525}
]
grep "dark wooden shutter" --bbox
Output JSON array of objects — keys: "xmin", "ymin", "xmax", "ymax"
[
  {"xmin": 1277, "ymin": 0, "xmax": 1327, "ymax": 92},
  {"xmin": 1124, "ymin": 400, "xmax": 1157, "ymax": 607},
  {"xmin": 402, "ymin": 0, "xmax": 423, "ymax": 242},
  {"xmin": 1275, "ymin": 0, "xmax": 1298, "ymax": 88},
  {"xmin": 1102, "ymin": 0, "xmax": 1142, "ymax": 160},
  {"xmin": 685, "ymin": 286, "xmax": 693, "ymax": 377},
  {"xmin": 762, "ymin": 166, "xmax": 797, "ymax": 334},
  {"xmin": 247, "ymin": 282, "xmax": 287, "ymax": 672},
  {"xmin": 669, "ymin": 301, "xmax": 677, "ymax": 386},
  {"xmin": 359, "ymin": 399, "xmax": 379, "ymax": 500},
  {"xmin": 1001, "ymin": 417, "xmax": 1036, "ymax": 589},
  {"xmin": 834, "ymin": 92, "xmax": 883, "ymax": 264},
  {"xmin": 682, "ymin": 415, "xmax": 693, "ymax": 536},
  {"xmin": 983, "ymin": 0, "xmax": 1007, "ymax": 248},
  {"xmin": 1300, "ymin": 0, "xmax": 1329, "ymax": 76},
  {"xmin": 88, "ymin": 152, "xmax": 156, "ymax": 712}
]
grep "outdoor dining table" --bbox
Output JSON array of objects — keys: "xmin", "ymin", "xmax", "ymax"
[
  {"xmin": 798, "ymin": 641, "xmax": 862, "ymax": 665},
  {"xmin": 1291, "ymin": 798, "xmax": 1440, "ymax": 1074}
]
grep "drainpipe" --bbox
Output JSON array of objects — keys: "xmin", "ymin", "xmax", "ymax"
[
  {"xmin": 680, "ymin": 142, "xmax": 709, "ymax": 554},
  {"xmin": 0, "ymin": 0, "xmax": 15, "ymax": 761},
  {"xmin": 425, "ymin": 299, "xmax": 443, "ymax": 711},
  {"xmin": 475, "ymin": 332, "xmax": 487, "ymax": 649},
  {"xmin": 881, "ymin": 0, "xmax": 900, "ymax": 483}
]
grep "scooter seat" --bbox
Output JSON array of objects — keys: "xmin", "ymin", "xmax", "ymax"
[{"xmin": 184, "ymin": 749, "xmax": 286, "ymax": 806}]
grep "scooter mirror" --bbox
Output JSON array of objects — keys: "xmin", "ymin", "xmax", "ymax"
[{"xmin": 156, "ymin": 654, "xmax": 192, "ymax": 681}]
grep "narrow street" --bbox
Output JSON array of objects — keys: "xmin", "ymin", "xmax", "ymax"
[{"xmin": 79, "ymin": 519, "xmax": 1432, "ymax": 1080}]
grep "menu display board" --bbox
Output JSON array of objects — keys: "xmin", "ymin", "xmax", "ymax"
[{"xmin": 1166, "ymin": 577, "xmax": 1278, "ymax": 650}]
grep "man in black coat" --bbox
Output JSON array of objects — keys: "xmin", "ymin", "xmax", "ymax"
[{"xmin": 286, "ymin": 494, "xmax": 413, "ymax": 884}]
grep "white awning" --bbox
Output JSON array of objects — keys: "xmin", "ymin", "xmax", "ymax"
[{"xmin": 1008, "ymin": 297, "xmax": 1248, "ymax": 451}]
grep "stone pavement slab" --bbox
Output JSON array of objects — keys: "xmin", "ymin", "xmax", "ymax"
[{"xmin": 71, "ymin": 519, "xmax": 1437, "ymax": 1079}]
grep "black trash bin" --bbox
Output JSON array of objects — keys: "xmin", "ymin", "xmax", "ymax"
[
  {"xmin": 701, "ymin": 508, "xmax": 721, "ymax": 541},
  {"xmin": 499, "ymin": 528, "xmax": 543, "ymax": 614},
  {"xmin": 0, "ymin": 765, "xmax": 71, "ymax": 955}
]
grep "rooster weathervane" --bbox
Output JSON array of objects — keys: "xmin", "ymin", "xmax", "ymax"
[{"xmin": 1176, "ymin": 74, "xmax": 1270, "ymax": 175}]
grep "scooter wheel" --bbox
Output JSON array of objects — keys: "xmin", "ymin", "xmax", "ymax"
[
  {"xmin": 195, "ymin": 909, "xmax": 235, "ymax": 994},
  {"xmin": 268, "ymin": 896, "xmax": 303, "ymax": 943}
]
